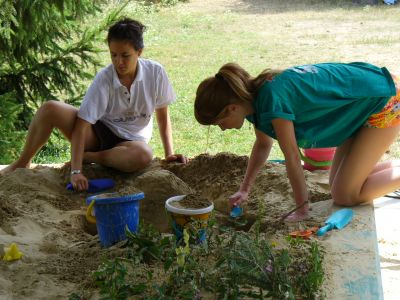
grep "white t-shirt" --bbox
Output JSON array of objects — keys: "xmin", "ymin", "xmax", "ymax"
[{"xmin": 78, "ymin": 58, "xmax": 176, "ymax": 143}]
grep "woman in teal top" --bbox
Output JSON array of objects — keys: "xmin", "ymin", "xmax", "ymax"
[{"xmin": 194, "ymin": 62, "xmax": 400, "ymax": 221}]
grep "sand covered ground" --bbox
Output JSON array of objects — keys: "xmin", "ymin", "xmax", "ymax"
[{"xmin": 0, "ymin": 153, "xmax": 356, "ymax": 299}]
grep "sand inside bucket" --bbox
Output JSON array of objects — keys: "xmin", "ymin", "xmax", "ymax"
[
  {"xmin": 170, "ymin": 193, "xmax": 212, "ymax": 210},
  {"xmin": 90, "ymin": 187, "xmax": 143, "ymax": 199}
]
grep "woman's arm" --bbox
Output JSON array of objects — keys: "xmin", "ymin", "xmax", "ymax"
[
  {"xmin": 271, "ymin": 118, "xmax": 308, "ymax": 209},
  {"xmin": 229, "ymin": 128, "xmax": 273, "ymax": 206},
  {"xmin": 241, "ymin": 128, "xmax": 274, "ymax": 192},
  {"xmin": 70, "ymin": 117, "xmax": 92, "ymax": 191},
  {"xmin": 155, "ymin": 106, "xmax": 174, "ymax": 157},
  {"xmin": 155, "ymin": 106, "xmax": 187, "ymax": 163}
]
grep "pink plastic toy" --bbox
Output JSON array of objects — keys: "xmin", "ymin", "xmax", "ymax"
[{"xmin": 302, "ymin": 147, "xmax": 336, "ymax": 171}]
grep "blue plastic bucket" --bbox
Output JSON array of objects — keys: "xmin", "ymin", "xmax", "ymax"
[{"xmin": 86, "ymin": 192, "xmax": 144, "ymax": 247}]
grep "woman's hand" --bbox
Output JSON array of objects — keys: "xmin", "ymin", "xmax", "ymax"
[
  {"xmin": 165, "ymin": 154, "xmax": 188, "ymax": 164},
  {"xmin": 229, "ymin": 190, "xmax": 249, "ymax": 207},
  {"xmin": 70, "ymin": 173, "xmax": 89, "ymax": 191}
]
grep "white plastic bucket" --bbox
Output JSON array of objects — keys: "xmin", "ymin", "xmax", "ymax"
[{"xmin": 165, "ymin": 195, "xmax": 214, "ymax": 243}]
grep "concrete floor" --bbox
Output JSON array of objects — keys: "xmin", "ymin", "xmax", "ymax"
[
  {"xmin": 319, "ymin": 202, "xmax": 382, "ymax": 300},
  {"xmin": 374, "ymin": 197, "xmax": 400, "ymax": 300}
]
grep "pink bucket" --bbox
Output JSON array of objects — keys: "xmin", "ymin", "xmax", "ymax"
[{"xmin": 302, "ymin": 147, "xmax": 336, "ymax": 171}]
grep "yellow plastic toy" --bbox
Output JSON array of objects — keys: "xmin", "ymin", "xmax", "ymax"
[
  {"xmin": 86, "ymin": 199, "xmax": 97, "ymax": 224},
  {"xmin": 2, "ymin": 243, "xmax": 23, "ymax": 261}
]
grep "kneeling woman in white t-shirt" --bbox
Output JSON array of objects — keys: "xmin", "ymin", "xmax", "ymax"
[{"xmin": 1, "ymin": 18, "xmax": 187, "ymax": 191}]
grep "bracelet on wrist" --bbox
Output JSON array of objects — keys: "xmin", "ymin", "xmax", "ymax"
[{"xmin": 70, "ymin": 169, "xmax": 81, "ymax": 175}]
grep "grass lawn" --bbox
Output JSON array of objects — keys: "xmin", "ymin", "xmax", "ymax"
[
  {"xmin": 35, "ymin": 0, "xmax": 400, "ymax": 162},
  {"xmin": 129, "ymin": 0, "xmax": 400, "ymax": 159}
]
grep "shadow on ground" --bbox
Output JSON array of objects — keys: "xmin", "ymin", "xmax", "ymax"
[{"xmin": 225, "ymin": 0, "xmax": 388, "ymax": 15}]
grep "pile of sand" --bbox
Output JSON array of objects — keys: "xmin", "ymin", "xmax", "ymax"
[{"xmin": 0, "ymin": 153, "xmax": 333, "ymax": 299}]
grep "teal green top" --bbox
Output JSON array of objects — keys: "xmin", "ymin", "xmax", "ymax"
[{"xmin": 246, "ymin": 62, "xmax": 396, "ymax": 148}]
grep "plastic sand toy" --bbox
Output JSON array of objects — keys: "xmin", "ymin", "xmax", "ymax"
[
  {"xmin": 2, "ymin": 243, "xmax": 23, "ymax": 261},
  {"xmin": 230, "ymin": 206, "xmax": 244, "ymax": 218},
  {"xmin": 66, "ymin": 178, "xmax": 115, "ymax": 193}
]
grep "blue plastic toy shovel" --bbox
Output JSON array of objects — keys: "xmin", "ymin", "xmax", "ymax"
[
  {"xmin": 268, "ymin": 159, "xmax": 285, "ymax": 164},
  {"xmin": 66, "ymin": 178, "xmax": 115, "ymax": 193},
  {"xmin": 316, "ymin": 208, "xmax": 354, "ymax": 236},
  {"xmin": 230, "ymin": 206, "xmax": 243, "ymax": 218}
]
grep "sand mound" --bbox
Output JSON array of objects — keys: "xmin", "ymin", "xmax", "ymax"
[
  {"xmin": 0, "ymin": 153, "xmax": 332, "ymax": 299},
  {"xmin": 133, "ymin": 169, "xmax": 193, "ymax": 232}
]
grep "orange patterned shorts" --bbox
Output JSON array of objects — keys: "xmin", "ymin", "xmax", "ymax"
[{"xmin": 364, "ymin": 74, "xmax": 400, "ymax": 129}]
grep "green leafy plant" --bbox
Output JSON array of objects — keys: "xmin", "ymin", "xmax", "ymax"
[
  {"xmin": 155, "ymin": 229, "xmax": 203, "ymax": 299},
  {"xmin": 211, "ymin": 230, "xmax": 324, "ymax": 299},
  {"xmin": 87, "ymin": 220, "xmax": 324, "ymax": 300},
  {"xmin": 293, "ymin": 240, "xmax": 325, "ymax": 299},
  {"xmin": 0, "ymin": 0, "xmax": 127, "ymax": 162},
  {"xmin": 125, "ymin": 223, "xmax": 173, "ymax": 263},
  {"xmin": 0, "ymin": 91, "xmax": 24, "ymax": 163},
  {"xmin": 68, "ymin": 292, "xmax": 82, "ymax": 300},
  {"xmin": 93, "ymin": 258, "xmax": 146, "ymax": 300}
]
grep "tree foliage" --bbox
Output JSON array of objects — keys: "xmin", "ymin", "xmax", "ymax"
[
  {"xmin": 0, "ymin": 91, "xmax": 23, "ymax": 162},
  {"xmin": 0, "ymin": 0, "xmax": 126, "ymax": 163}
]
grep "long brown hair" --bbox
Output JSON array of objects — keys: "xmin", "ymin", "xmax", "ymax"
[{"xmin": 194, "ymin": 63, "xmax": 282, "ymax": 125}]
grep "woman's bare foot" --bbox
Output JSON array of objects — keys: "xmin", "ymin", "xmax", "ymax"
[
  {"xmin": 284, "ymin": 210, "xmax": 309, "ymax": 222},
  {"xmin": 0, "ymin": 161, "xmax": 30, "ymax": 176},
  {"xmin": 283, "ymin": 203, "xmax": 310, "ymax": 222}
]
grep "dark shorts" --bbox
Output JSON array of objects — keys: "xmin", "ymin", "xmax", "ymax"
[{"xmin": 92, "ymin": 121, "xmax": 130, "ymax": 151}]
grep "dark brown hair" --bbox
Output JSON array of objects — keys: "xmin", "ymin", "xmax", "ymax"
[{"xmin": 107, "ymin": 18, "xmax": 146, "ymax": 50}]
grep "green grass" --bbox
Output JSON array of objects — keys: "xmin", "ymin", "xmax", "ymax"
[{"xmin": 34, "ymin": 0, "xmax": 400, "ymax": 162}]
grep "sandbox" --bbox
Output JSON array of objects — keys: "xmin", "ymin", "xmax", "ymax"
[{"xmin": 0, "ymin": 153, "xmax": 382, "ymax": 299}]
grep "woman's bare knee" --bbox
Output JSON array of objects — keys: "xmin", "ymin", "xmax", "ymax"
[
  {"xmin": 135, "ymin": 148, "xmax": 153, "ymax": 168},
  {"xmin": 37, "ymin": 101, "xmax": 59, "ymax": 120},
  {"xmin": 38, "ymin": 101, "xmax": 76, "ymax": 123},
  {"xmin": 86, "ymin": 143, "xmax": 153, "ymax": 172},
  {"xmin": 123, "ymin": 147, "xmax": 153, "ymax": 172},
  {"xmin": 331, "ymin": 187, "xmax": 364, "ymax": 206},
  {"xmin": 36, "ymin": 101, "xmax": 77, "ymax": 138}
]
